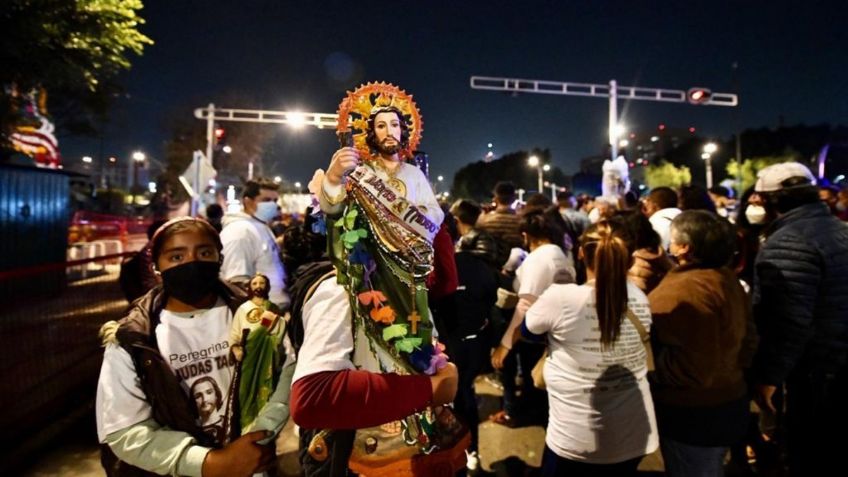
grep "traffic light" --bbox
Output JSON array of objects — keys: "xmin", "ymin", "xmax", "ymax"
[
  {"xmin": 687, "ymin": 87, "xmax": 712, "ymax": 105},
  {"xmin": 214, "ymin": 126, "xmax": 226, "ymax": 144}
]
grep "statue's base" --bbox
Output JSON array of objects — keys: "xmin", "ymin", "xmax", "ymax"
[{"xmin": 348, "ymin": 431, "xmax": 470, "ymax": 477}]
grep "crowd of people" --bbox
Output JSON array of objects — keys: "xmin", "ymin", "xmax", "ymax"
[{"xmin": 97, "ymin": 83, "xmax": 848, "ymax": 477}]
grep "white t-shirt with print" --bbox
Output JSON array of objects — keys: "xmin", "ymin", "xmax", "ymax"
[
  {"xmin": 96, "ymin": 302, "xmax": 236, "ymax": 443},
  {"xmin": 500, "ymin": 244, "xmax": 574, "ymax": 348},
  {"xmin": 525, "ymin": 282, "xmax": 659, "ymax": 464},
  {"xmin": 513, "ymin": 244, "xmax": 574, "ymax": 297}
]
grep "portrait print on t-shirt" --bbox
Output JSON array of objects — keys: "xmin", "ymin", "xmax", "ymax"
[
  {"xmin": 155, "ymin": 304, "xmax": 237, "ymax": 443},
  {"xmin": 191, "ymin": 376, "xmax": 225, "ymax": 440}
]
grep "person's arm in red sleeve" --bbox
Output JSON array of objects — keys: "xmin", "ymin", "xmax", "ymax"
[
  {"xmin": 426, "ymin": 225, "xmax": 458, "ymax": 301},
  {"xmin": 290, "ymin": 364, "xmax": 458, "ymax": 429}
]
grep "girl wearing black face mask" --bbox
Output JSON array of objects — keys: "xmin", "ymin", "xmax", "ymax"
[{"xmin": 96, "ymin": 217, "xmax": 285, "ymax": 477}]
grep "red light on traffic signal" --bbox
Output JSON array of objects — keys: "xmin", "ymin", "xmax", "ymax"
[
  {"xmin": 214, "ymin": 127, "xmax": 225, "ymax": 139},
  {"xmin": 658, "ymin": 124, "xmax": 666, "ymax": 131},
  {"xmin": 687, "ymin": 87, "xmax": 712, "ymax": 105},
  {"xmin": 689, "ymin": 127, "xmax": 696, "ymax": 133}
]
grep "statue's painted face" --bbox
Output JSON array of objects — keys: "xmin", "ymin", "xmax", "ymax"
[
  {"xmin": 373, "ymin": 111, "xmax": 402, "ymax": 156},
  {"xmin": 249, "ymin": 275, "xmax": 270, "ymax": 299}
]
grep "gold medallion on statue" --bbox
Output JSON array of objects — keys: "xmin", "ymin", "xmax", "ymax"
[
  {"xmin": 387, "ymin": 177, "xmax": 407, "ymax": 197},
  {"xmin": 246, "ymin": 307, "xmax": 262, "ymax": 324}
]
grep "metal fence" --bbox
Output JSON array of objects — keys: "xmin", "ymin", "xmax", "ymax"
[{"xmin": 0, "ymin": 250, "xmax": 137, "ymax": 473}]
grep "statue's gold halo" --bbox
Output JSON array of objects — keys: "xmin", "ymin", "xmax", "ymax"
[{"xmin": 337, "ymin": 82, "xmax": 423, "ymax": 161}]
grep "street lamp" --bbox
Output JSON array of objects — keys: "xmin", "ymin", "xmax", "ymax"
[
  {"xmin": 294, "ymin": 181, "xmax": 302, "ymax": 191},
  {"xmin": 132, "ymin": 151, "xmax": 146, "ymax": 190},
  {"xmin": 702, "ymin": 142, "xmax": 717, "ymax": 188},
  {"xmin": 528, "ymin": 155, "xmax": 547, "ymax": 193}
]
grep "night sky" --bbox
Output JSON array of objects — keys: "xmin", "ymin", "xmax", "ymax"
[{"xmin": 63, "ymin": 0, "xmax": 848, "ymax": 187}]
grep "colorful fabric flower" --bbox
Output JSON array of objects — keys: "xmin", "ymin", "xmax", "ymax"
[
  {"xmin": 369, "ymin": 305, "xmax": 396, "ymax": 324},
  {"xmin": 358, "ymin": 289, "xmax": 388, "ymax": 306},
  {"xmin": 382, "ymin": 324, "xmax": 408, "ymax": 341},
  {"xmin": 393, "ymin": 337, "xmax": 423, "ymax": 354}
]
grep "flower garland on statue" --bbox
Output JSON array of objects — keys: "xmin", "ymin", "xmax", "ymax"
[{"xmin": 333, "ymin": 205, "xmax": 448, "ymax": 376}]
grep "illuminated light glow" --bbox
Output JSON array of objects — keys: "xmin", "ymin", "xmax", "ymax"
[
  {"xmin": 273, "ymin": 176, "xmax": 282, "ymax": 183},
  {"xmin": 208, "ymin": 179, "xmax": 216, "ymax": 187},
  {"xmin": 287, "ymin": 112, "xmax": 306, "ymax": 129},
  {"xmin": 629, "ymin": 133, "xmax": 636, "ymax": 139},
  {"xmin": 543, "ymin": 164, "xmax": 551, "ymax": 172},
  {"xmin": 704, "ymin": 142, "xmax": 718, "ymax": 154},
  {"xmin": 701, "ymin": 153, "xmax": 711, "ymax": 160},
  {"xmin": 222, "ymin": 145, "xmax": 232, "ymax": 154},
  {"xmin": 132, "ymin": 151, "xmax": 145, "ymax": 162},
  {"xmin": 689, "ymin": 127, "xmax": 696, "ymax": 133},
  {"xmin": 486, "ymin": 151, "xmax": 494, "ymax": 158},
  {"xmin": 658, "ymin": 124, "xmax": 666, "ymax": 131},
  {"xmin": 443, "ymin": 192, "xmax": 450, "ymax": 198},
  {"xmin": 109, "ymin": 156, "xmax": 117, "ymax": 163},
  {"xmin": 437, "ymin": 175, "xmax": 444, "ymax": 182},
  {"xmin": 487, "ymin": 143, "xmax": 493, "ymax": 148},
  {"xmin": 612, "ymin": 124, "xmax": 626, "ymax": 138},
  {"xmin": 639, "ymin": 184, "xmax": 646, "ymax": 190},
  {"xmin": 629, "ymin": 162, "xmax": 635, "ymax": 168},
  {"xmin": 294, "ymin": 181, "xmax": 302, "ymax": 188},
  {"xmin": 528, "ymin": 155, "xmax": 540, "ymax": 167},
  {"xmin": 148, "ymin": 182, "xmax": 157, "ymax": 193},
  {"xmin": 619, "ymin": 139, "xmax": 629, "ymax": 147},
  {"xmin": 651, "ymin": 136, "xmax": 660, "ymax": 142},
  {"xmin": 835, "ymin": 175, "xmax": 845, "ymax": 182}
]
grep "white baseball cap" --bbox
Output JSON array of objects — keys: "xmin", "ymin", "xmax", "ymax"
[{"xmin": 754, "ymin": 162, "xmax": 817, "ymax": 192}]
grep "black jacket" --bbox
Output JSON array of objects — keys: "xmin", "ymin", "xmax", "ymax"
[
  {"xmin": 752, "ymin": 202, "xmax": 848, "ymax": 385},
  {"xmin": 456, "ymin": 229, "xmax": 500, "ymax": 271}
]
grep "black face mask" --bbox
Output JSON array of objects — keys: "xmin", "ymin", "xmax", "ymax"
[{"xmin": 160, "ymin": 261, "xmax": 221, "ymax": 305}]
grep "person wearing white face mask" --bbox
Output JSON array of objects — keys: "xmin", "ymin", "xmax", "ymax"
[
  {"xmin": 220, "ymin": 178, "xmax": 290, "ymax": 310},
  {"xmin": 747, "ymin": 162, "xmax": 848, "ymax": 476}
]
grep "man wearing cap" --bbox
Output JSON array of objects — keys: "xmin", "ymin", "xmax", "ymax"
[{"xmin": 749, "ymin": 162, "xmax": 848, "ymax": 475}]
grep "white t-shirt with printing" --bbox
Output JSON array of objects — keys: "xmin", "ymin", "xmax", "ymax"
[
  {"xmin": 525, "ymin": 281, "xmax": 659, "ymax": 464},
  {"xmin": 96, "ymin": 302, "xmax": 236, "ymax": 443}
]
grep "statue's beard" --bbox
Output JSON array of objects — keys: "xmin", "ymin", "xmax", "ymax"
[{"xmin": 376, "ymin": 137, "xmax": 401, "ymax": 155}]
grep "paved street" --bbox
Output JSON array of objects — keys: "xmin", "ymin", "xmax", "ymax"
[{"xmin": 20, "ymin": 376, "xmax": 666, "ymax": 477}]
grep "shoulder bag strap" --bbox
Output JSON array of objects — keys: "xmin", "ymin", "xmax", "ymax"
[{"xmin": 625, "ymin": 308, "xmax": 654, "ymax": 372}]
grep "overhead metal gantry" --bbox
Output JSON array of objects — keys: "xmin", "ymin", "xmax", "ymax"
[
  {"xmin": 189, "ymin": 104, "xmax": 338, "ymax": 215},
  {"xmin": 470, "ymin": 76, "xmax": 739, "ymax": 162}
]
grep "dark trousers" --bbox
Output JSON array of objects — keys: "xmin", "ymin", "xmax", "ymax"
[
  {"xmin": 299, "ymin": 428, "xmax": 356, "ymax": 477},
  {"xmin": 501, "ymin": 341, "xmax": 547, "ymax": 418},
  {"xmin": 785, "ymin": 368, "xmax": 848, "ymax": 476},
  {"xmin": 446, "ymin": 334, "xmax": 486, "ymax": 452},
  {"xmin": 541, "ymin": 445, "xmax": 641, "ymax": 477}
]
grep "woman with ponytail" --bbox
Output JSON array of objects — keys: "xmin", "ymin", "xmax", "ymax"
[{"xmin": 523, "ymin": 220, "xmax": 659, "ymax": 476}]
